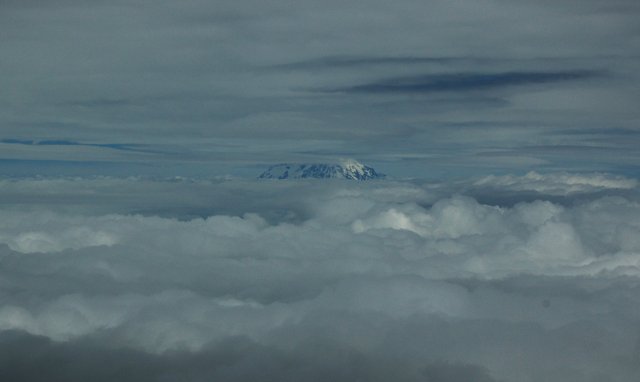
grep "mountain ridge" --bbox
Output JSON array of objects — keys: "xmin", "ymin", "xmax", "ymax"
[{"xmin": 258, "ymin": 159, "xmax": 384, "ymax": 180}]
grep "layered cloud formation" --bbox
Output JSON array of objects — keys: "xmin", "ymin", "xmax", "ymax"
[
  {"xmin": 1, "ymin": 0, "xmax": 639, "ymax": 177},
  {"xmin": 1, "ymin": 173, "xmax": 639, "ymax": 381}
]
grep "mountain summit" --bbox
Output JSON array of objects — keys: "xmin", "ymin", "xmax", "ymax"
[{"xmin": 258, "ymin": 159, "xmax": 384, "ymax": 180}]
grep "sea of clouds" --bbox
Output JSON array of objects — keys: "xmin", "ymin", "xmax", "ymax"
[{"xmin": 1, "ymin": 172, "xmax": 639, "ymax": 381}]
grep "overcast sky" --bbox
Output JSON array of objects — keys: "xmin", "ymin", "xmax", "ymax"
[
  {"xmin": 1, "ymin": 0, "xmax": 639, "ymax": 177},
  {"xmin": 2, "ymin": 4, "xmax": 640, "ymax": 379}
]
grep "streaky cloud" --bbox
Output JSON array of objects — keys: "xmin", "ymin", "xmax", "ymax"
[
  {"xmin": 0, "ymin": 138, "xmax": 158, "ymax": 154},
  {"xmin": 270, "ymin": 55, "xmax": 464, "ymax": 70},
  {"xmin": 327, "ymin": 70, "xmax": 604, "ymax": 94}
]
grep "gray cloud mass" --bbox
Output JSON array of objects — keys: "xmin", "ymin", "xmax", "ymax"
[{"xmin": 1, "ymin": 174, "xmax": 640, "ymax": 381}]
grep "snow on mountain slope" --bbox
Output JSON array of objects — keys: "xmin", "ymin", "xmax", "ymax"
[{"xmin": 258, "ymin": 159, "xmax": 384, "ymax": 180}]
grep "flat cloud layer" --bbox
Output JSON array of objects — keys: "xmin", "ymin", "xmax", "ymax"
[
  {"xmin": 1, "ymin": 173, "xmax": 640, "ymax": 381},
  {"xmin": 1, "ymin": 0, "xmax": 639, "ymax": 177}
]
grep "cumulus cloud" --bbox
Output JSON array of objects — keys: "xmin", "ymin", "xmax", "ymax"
[{"xmin": 0, "ymin": 174, "xmax": 639, "ymax": 381}]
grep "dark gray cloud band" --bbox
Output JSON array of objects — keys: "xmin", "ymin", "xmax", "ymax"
[
  {"xmin": 328, "ymin": 70, "xmax": 603, "ymax": 94},
  {"xmin": 0, "ymin": 330, "xmax": 498, "ymax": 382}
]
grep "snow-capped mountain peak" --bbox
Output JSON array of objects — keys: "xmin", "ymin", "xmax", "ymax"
[
  {"xmin": 339, "ymin": 158, "xmax": 366, "ymax": 173},
  {"xmin": 258, "ymin": 159, "xmax": 384, "ymax": 180}
]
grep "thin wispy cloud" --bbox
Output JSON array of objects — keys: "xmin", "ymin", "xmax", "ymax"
[
  {"xmin": 270, "ymin": 55, "xmax": 464, "ymax": 70},
  {"xmin": 0, "ymin": 139, "xmax": 155, "ymax": 154}
]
